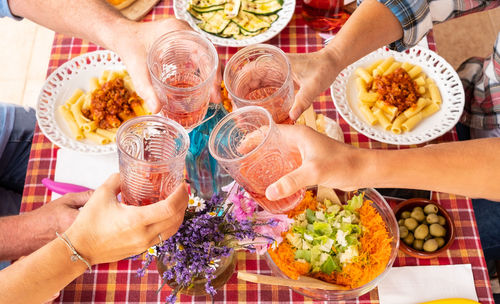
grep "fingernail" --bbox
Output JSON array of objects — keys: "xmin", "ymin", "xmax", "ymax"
[
  {"xmin": 183, "ymin": 181, "xmax": 191, "ymax": 195},
  {"xmin": 146, "ymin": 99, "xmax": 158, "ymax": 114},
  {"xmin": 266, "ymin": 184, "xmax": 279, "ymax": 201}
]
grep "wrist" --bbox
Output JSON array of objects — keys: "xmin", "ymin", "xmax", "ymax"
[
  {"xmin": 321, "ymin": 39, "xmax": 348, "ymax": 72},
  {"xmin": 98, "ymin": 18, "xmax": 137, "ymax": 52},
  {"xmin": 53, "ymin": 237, "xmax": 89, "ymax": 274},
  {"xmin": 64, "ymin": 227, "xmax": 96, "ymax": 266}
]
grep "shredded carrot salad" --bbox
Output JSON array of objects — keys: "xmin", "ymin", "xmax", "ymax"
[{"xmin": 269, "ymin": 193, "xmax": 393, "ymax": 288}]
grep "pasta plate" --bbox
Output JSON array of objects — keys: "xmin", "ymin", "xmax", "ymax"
[
  {"xmin": 173, "ymin": 0, "xmax": 295, "ymax": 47},
  {"xmin": 331, "ymin": 46, "xmax": 464, "ymax": 145},
  {"xmin": 37, "ymin": 50, "xmax": 125, "ymax": 154}
]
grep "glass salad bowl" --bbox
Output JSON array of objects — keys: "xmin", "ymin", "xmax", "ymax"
[{"xmin": 264, "ymin": 188, "xmax": 399, "ymax": 301}]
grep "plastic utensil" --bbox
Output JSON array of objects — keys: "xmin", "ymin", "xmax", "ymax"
[{"xmin": 41, "ymin": 178, "xmax": 92, "ymax": 195}]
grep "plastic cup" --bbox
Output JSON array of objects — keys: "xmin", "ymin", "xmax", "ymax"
[
  {"xmin": 147, "ymin": 30, "xmax": 218, "ymax": 130},
  {"xmin": 117, "ymin": 115, "xmax": 189, "ymax": 206},
  {"xmin": 208, "ymin": 106, "xmax": 304, "ymax": 214},
  {"xmin": 223, "ymin": 44, "xmax": 294, "ymax": 124}
]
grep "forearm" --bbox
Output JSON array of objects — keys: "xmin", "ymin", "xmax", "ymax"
[
  {"xmin": 323, "ymin": 0, "xmax": 403, "ymax": 70},
  {"xmin": 0, "ymin": 211, "xmax": 56, "ymax": 260},
  {"xmin": 9, "ymin": 0, "xmax": 132, "ymax": 51},
  {"xmin": 360, "ymin": 138, "xmax": 500, "ymax": 200},
  {"xmin": 0, "ymin": 238, "xmax": 87, "ymax": 304}
]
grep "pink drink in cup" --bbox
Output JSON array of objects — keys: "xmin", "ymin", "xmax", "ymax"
[
  {"xmin": 208, "ymin": 106, "xmax": 304, "ymax": 214},
  {"xmin": 223, "ymin": 44, "xmax": 295, "ymax": 124},
  {"xmin": 117, "ymin": 115, "xmax": 189, "ymax": 206},
  {"xmin": 147, "ymin": 30, "xmax": 218, "ymax": 130}
]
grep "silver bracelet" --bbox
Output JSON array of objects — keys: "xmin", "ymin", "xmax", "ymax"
[{"xmin": 56, "ymin": 232, "xmax": 92, "ymax": 273}]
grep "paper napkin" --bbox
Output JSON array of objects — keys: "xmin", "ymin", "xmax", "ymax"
[
  {"xmin": 377, "ymin": 264, "xmax": 478, "ymax": 304},
  {"xmin": 52, "ymin": 148, "xmax": 119, "ymax": 199}
]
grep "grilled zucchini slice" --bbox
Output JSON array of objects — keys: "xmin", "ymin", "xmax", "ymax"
[
  {"xmin": 190, "ymin": 0, "xmax": 226, "ymax": 8},
  {"xmin": 224, "ymin": 0, "xmax": 241, "ymax": 18},
  {"xmin": 241, "ymin": 0, "xmax": 282, "ymax": 15},
  {"xmin": 256, "ymin": 13, "xmax": 278, "ymax": 23},
  {"xmin": 187, "ymin": 7, "xmax": 203, "ymax": 20},
  {"xmin": 199, "ymin": 10, "xmax": 231, "ymax": 34},
  {"xmin": 191, "ymin": 4, "xmax": 225, "ymax": 13},
  {"xmin": 231, "ymin": 10, "xmax": 270, "ymax": 32},
  {"xmin": 218, "ymin": 21, "xmax": 240, "ymax": 37}
]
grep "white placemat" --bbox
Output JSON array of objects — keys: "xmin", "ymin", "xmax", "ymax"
[
  {"xmin": 378, "ymin": 264, "xmax": 478, "ymax": 304},
  {"xmin": 52, "ymin": 148, "xmax": 119, "ymax": 199}
]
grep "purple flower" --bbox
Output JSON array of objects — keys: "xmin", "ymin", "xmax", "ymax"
[{"xmin": 138, "ymin": 188, "xmax": 287, "ymax": 304}]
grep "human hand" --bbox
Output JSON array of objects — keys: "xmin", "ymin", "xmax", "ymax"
[
  {"xmin": 265, "ymin": 125, "xmax": 368, "ymax": 200},
  {"xmin": 112, "ymin": 18, "xmax": 222, "ymax": 113},
  {"xmin": 30, "ymin": 191, "xmax": 93, "ymax": 237},
  {"xmin": 65, "ymin": 174, "xmax": 188, "ymax": 265},
  {"xmin": 287, "ymin": 49, "xmax": 341, "ymax": 120}
]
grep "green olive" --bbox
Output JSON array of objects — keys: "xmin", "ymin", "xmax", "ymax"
[
  {"xmin": 413, "ymin": 239, "xmax": 424, "ymax": 251},
  {"xmin": 435, "ymin": 237, "xmax": 445, "ymax": 248},
  {"xmin": 438, "ymin": 215, "xmax": 446, "ymax": 226},
  {"xmin": 398, "ymin": 219, "xmax": 405, "ymax": 226},
  {"xmin": 414, "ymin": 206, "xmax": 424, "ymax": 213},
  {"xmin": 429, "ymin": 223, "xmax": 446, "ymax": 237},
  {"xmin": 404, "ymin": 218, "xmax": 419, "ymax": 231},
  {"xmin": 424, "ymin": 204, "xmax": 439, "ymax": 214},
  {"xmin": 399, "ymin": 226, "xmax": 409, "ymax": 239},
  {"xmin": 426, "ymin": 213, "xmax": 439, "ymax": 224},
  {"xmin": 411, "ymin": 209, "xmax": 426, "ymax": 222},
  {"xmin": 401, "ymin": 211, "xmax": 411, "ymax": 219},
  {"xmin": 423, "ymin": 239, "xmax": 439, "ymax": 252},
  {"xmin": 414, "ymin": 224, "xmax": 429, "ymax": 240},
  {"xmin": 403, "ymin": 232, "xmax": 415, "ymax": 246}
]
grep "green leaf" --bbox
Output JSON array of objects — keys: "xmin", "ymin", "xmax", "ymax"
[
  {"xmin": 346, "ymin": 234, "xmax": 359, "ymax": 246},
  {"xmin": 295, "ymin": 249, "xmax": 311, "ymax": 262},
  {"xmin": 320, "ymin": 256, "xmax": 335, "ymax": 275},
  {"xmin": 345, "ymin": 194, "xmax": 364, "ymax": 212},
  {"xmin": 313, "ymin": 221, "xmax": 333, "ymax": 236},
  {"xmin": 306, "ymin": 209, "xmax": 316, "ymax": 224}
]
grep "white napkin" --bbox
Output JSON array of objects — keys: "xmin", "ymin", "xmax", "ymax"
[
  {"xmin": 52, "ymin": 149, "xmax": 119, "ymax": 199},
  {"xmin": 377, "ymin": 264, "xmax": 478, "ymax": 304}
]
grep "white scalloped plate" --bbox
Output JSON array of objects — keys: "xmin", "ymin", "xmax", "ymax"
[
  {"xmin": 36, "ymin": 50, "xmax": 125, "ymax": 154},
  {"xmin": 174, "ymin": 0, "xmax": 295, "ymax": 47},
  {"xmin": 331, "ymin": 46, "xmax": 465, "ymax": 145}
]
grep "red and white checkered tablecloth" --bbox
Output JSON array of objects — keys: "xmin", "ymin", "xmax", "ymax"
[{"xmin": 20, "ymin": 1, "xmax": 494, "ymax": 303}]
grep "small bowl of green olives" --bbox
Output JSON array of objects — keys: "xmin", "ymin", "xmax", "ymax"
[{"xmin": 393, "ymin": 198, "xmax": 455, "ymax": 259}]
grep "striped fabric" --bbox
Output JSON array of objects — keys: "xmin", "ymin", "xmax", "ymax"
[{"xmin": 20, "ymin": 1, "xmax": 495, "ymax": 303}]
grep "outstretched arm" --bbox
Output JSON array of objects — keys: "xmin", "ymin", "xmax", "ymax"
[
  {"xmin": 8, "ymin": 0, "xmax": 193, "ymax": 113},
  {"xmin": 288, "ymin": 0, "xmax": 403, "ymax": 119},
  {"xmin": 0, "ymin": 174, "xmax": 188, "ymax": 304},
  {"xmin": 266, "ymin": 125, "xmax": 500, "ymax": 201},
  {"xmin": 0, "ymin": 192, "xmax": 91, "ymax": 260}
]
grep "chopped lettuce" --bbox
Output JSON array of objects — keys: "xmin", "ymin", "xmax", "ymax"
[
  {"xmin": 345, "ymin": 193, "xmax": 364, "ymax": 212},
  {"xmin": 287, "ymin": 195, "xmax": 364, "ymax": 275}
]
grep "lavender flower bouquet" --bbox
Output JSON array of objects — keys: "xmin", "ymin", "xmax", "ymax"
[{"xmin": 138, "ymin": 183, "xmax": 292, "ymax": 303}]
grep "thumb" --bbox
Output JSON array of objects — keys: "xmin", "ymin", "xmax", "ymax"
[
  {"xmin": 289, "ymin": 85, "xmax": 316, "ymax": 121},
  {"xmin": 64, "ymin": 190, "xmax": 94, "ymax": 208},
  {"xmin": 139, "ymin": 183, "xmax": 189, "ymax": 225},
  {"xmin": 265, "ymin": 166, "xmax": 313, "ymax": 200},
  {"xmin": 131, "ymin": 69, "xmax": 161, "ymax": 114}
]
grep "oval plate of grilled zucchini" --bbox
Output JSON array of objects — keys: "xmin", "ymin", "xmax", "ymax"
[{"xmin": 174, "ymin": 0, "xmax": 295, "ymax": 47}]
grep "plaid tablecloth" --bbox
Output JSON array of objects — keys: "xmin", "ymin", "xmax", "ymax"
[{"xmin": 20, "ymin": 1, "xmax": 494, "ymax": 303}]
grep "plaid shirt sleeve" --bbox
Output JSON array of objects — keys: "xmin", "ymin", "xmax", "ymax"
[
  {"xmin": 356, "ymin": 0, "xmax": 497, "ymax": 51},
  {"xmin": 458, "ymin": 33, "xmax": 500, "ymax": 130}
]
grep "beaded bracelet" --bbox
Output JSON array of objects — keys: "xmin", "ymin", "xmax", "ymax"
[{"xmin": 56, "ymin": 232, "xmax": 92, "ymax": 273}]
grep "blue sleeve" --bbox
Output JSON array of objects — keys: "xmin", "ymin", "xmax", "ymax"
[{"xmin": 0, "ymin": 0, "xmax": 22, "ymax": 20}]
